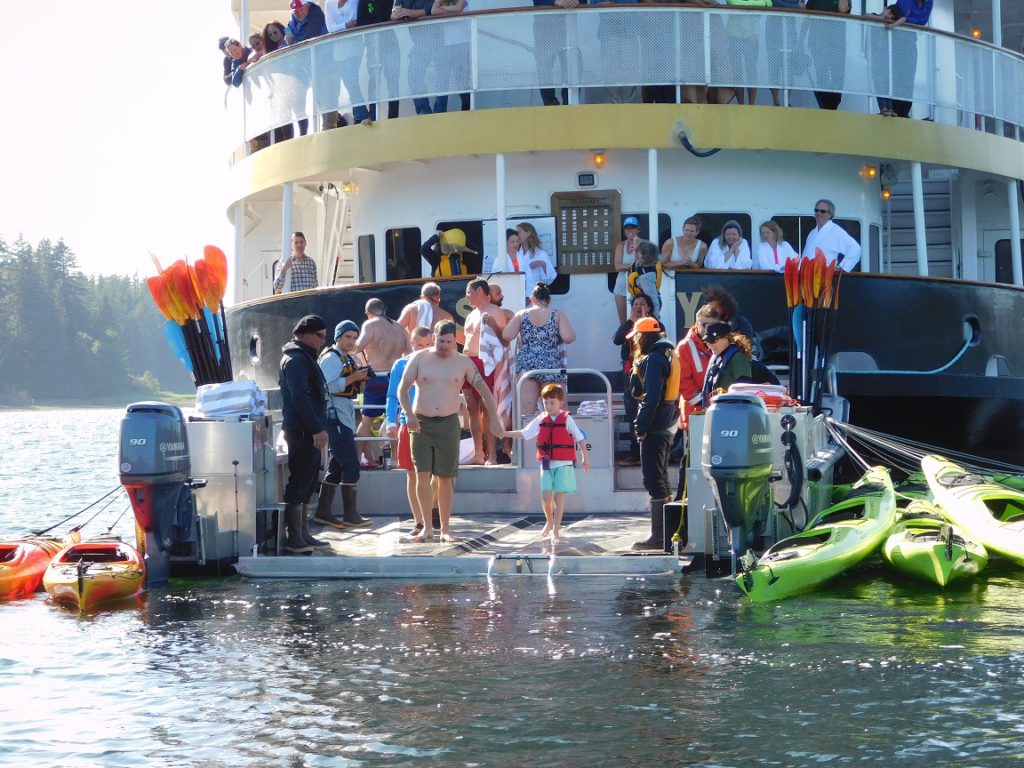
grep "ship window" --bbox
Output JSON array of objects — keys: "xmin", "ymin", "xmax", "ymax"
[
  {"xmin": 994, "ymin": 239, "xmax": 1024, "ymax": 285},
  {"xmin": 691, "ymin": 212, "xmax": 754, "ymax": 250},
  {"xmin": 771, "ymin": 216, "xmax": 862, "ymax": 271},
  {"xmin": 605, "ymin": 212, "xmax": 673, "ymax": 293},
  {"xmin": 385, "ymin": 227, "xmax": 423, "ymax": 281},
  {"xmin": 357, "ymin": 234, "xmax": 376, "ymax": 283}
]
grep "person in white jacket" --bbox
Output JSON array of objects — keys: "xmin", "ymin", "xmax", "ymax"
[
  {"xmin": 802, "ymin": 198, "xmax": 862, "ymax": 271},
  {"xmin": 705, "ymin": 220, "xmax": 752, "ymax": 270},
  {"xmin": 756, "ymin": 220, "xmax": 799, "ymax": 272},
  {"xmin": 516, "ymin": 222, "xmax": 557, "ymax": 292}
]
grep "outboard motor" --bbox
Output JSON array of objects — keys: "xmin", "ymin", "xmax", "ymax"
[
  {"xmin": 118, "ymin": 402, "xmax": 200, "ymax": 588},
  {"xmin": 701, "ymin": 394, "xmax": 773, "ymax": 573}
]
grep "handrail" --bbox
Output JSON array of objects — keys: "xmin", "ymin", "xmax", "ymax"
[
  {"xmin": 232, "ymin": 7, "xmax": 1024, "ymax": 151},
  {"xmin": 513, "ymin": 367, "xmax": 614, "ymax": 470}
]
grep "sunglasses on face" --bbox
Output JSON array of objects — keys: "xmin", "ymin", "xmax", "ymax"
[{"xmin": 814, "ymin": 208, "xmax": 830, "ymax": 214}]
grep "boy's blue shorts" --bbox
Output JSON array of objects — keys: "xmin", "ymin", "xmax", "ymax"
[{"xmin": 541, "ymin": 465, "xmax": 577, "ymax": 494}]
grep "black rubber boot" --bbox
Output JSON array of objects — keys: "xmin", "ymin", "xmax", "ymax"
[
  {"xmin": 284, "ymin": 504, "xmax": 313, "ymax": 554},
  {"xmin": 300, "ymin": 503, "xmax": 331, "ymax": 550},
  {"xmin": 313, "ymin": 482, "xmax": 346, "ymax": 529},
  {"xmin": 341, "ymin": 485, "xmax": 372, "ymax": 528},
  {"xmin": 632, "ymin": 497, "xmax": 667, "ymax": 551}
]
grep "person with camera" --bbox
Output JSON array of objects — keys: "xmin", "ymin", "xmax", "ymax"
[{"xmin": 315, "ymin": 321, "xmax": 374, "ymax": 530}]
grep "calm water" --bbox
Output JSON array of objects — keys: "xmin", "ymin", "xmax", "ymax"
[{"xmin": 2, "ymin": 408, "xmax": 1024, "ymax": 767}]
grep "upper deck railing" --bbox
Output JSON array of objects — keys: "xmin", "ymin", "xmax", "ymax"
[{"xmin": 227, "ymin": 6, "xmax": 1024, "ymax": 151}]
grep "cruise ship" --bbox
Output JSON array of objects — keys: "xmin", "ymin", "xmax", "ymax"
[{"xmin": 118, "ymin": 0, "xmax": 1024, "ymax": 580}]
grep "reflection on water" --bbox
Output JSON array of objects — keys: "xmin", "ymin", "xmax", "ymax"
[{"xmin": 3, "ymin": 409, "xmax": 1024, "ymax": 766}]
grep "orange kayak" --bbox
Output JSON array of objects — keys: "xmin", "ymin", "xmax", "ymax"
[
  {"xmin": 0, "ymin": 532, "xmax": 82, "ymax": 600},
  {"xmin": 43, "ymin": 537, "xmax": 145, "ymax": 612}
]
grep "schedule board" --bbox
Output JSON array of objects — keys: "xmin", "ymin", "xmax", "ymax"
[{"xmin": 550, "ymin": 190, "xmax": 621, "ymax": 274}]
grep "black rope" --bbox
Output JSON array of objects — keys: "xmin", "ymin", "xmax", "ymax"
[
  {"xmin": 33, "ymin": 487, "xmax": 124, "ymax": 536},
  {"xmin": 103, "ymin": 503, "xmax": 135, "ymax": 536}
]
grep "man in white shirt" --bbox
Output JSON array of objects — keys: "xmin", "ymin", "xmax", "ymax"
[{"xmin": 802, "ymin": 198, "xmax": 862, "ymax": 272}]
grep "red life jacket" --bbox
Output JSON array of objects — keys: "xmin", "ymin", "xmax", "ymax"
[{"xmin": 536, "ymin": 411, "xmax": 577, "ymax": 464}]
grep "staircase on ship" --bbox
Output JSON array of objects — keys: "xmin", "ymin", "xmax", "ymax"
[{"xmin": 881, "ymin": 170, "xmax": 956, "ymax": 277}]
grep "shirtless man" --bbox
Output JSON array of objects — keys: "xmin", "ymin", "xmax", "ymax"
[
  {"xmin": 397, "ymin": 282, "xmax": 453, "ymax": 338},
  {"xmin": 462, "ymin": 279, "xmax": 509, "ymax": 465},
  {"xmin": 355, "ymin": 297, "xmax": 411, "ymax": 466},
  {"xmin": 398, "ymin": 320, "xmax": 502, "ymax": 542},
  {"xmin": 489, "ymin": 283, "xmax": 516, "ymax": 461}
]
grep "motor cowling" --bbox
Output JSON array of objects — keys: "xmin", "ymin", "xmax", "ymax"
[
  {"xmin": 701, "ymin": 394, "xmax": 773, "ymax": 557},
  {"xmin": 118, "ymin": 402, "xmax": 193, "ymax": 587}
]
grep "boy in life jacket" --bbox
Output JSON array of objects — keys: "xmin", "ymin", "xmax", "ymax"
[
  {"xmin": 626, "ymin": 241, "xmax": 663, "ymax": 317},
  {"xmin": 502, "ymin": 383, "xmax": 590, "ymax": 542}
]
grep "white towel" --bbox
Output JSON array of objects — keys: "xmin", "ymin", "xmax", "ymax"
[
  {"xmin": 477, "ymin": 323, "xmax": 504, "ymax": 377},
  {"xmin": 412, "ymin": 299, "xmax": 434, "ymax": 329}
]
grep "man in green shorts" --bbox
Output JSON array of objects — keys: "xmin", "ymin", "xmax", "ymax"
[{"xmin": 398, "ymin": 320, "xmax": 502, "ymax": 543}]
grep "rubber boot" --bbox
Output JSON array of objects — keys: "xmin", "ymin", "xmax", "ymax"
[
  {"xmin": 284, "ymin": 504, "xmax": 313, "ymax": 554},
  {"xmin": 341, "ymin": 485, "xmax": 372, "ymax": 528},
  {"xmin": 632, "ymin": 497, "xmax": 668, "ymax": 551},
  {"xmin": 313, "ymin": 482, "xmax": 346, "ymax": 529},
  {"xmin": 300, "ymin": 503, "xmax": 332, "ymax": 550}
]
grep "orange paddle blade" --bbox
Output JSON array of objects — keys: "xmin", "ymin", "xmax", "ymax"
[
  {"xmin": 800, "ymin": 257, "xmax": 814, "ymax": 308},
  {"xmin": 784, "ymin": 257, "xmax": 799, "ymax": 308},
  {"xmin": 202, "ymin": 245, "xmax": 229, "ymax": 305},
  {"xmin": 167, "ymin": 260, "xmax": 201, "ymax": 320},
  {"xmin": 822, "ymin": 261, "xmax": 837, "ymax": 308},
  {"xmin": 147, "ymin": 275, "xmax": 173, "ymax": 321},
  {"xmin": 193, "ymin": 260, "xmax": 219, "ymax": 310},
  {"xmin": 812, "ymin": 249, "xmax": 827, "ymax": 304}
]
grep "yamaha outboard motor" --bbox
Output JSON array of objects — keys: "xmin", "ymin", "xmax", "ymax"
[
  {"xmin": 701, "ymin": 394, "xmax": 773, "ymax": 573},
  {"xmin": 118, "ymin": 402, "xmax": 196, "ymax": 588}
]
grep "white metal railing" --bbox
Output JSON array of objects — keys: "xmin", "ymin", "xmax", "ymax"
[{"xmin": 228, "ymin": 7, "xmax": 1024, "ymax": 150}]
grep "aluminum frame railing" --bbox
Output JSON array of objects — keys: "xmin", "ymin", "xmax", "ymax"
[{"xmin": 227, "ymin": 7, "xmax": 1024, "ymax": 149}]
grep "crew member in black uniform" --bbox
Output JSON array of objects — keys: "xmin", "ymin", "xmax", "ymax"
[
  {"xmin": 627, "ymin": 316, "xmax": 681, "ymax": 551},
  {"xmin": 279, "ymin": 314, "xmax": 332, "ymax": 554}
]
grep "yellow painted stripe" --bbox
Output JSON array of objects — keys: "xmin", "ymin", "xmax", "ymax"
[{"xmin": 227, "ymin": 104, "xmax": 1024, "ymax": 203}]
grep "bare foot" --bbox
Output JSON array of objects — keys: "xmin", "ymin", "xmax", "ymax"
[
  {"xmin": 550, "ymin": 531, "xmax": 560, "ymax": 544},
  {"xmin": 438, "ymin": 532, "xmax": 456, "ymax": 544},
  {"xmin": 409, "ymin": 523, "xmax": 424, "ymax": 539},
  {"xmin": 465, "ymin": 453, "xmax": 486, "ymax": 466},
  {"xmin": 539, "ymin": 522, "xmax": 552, "ymax": 539},
  {"xmin": 413, "ymin": 529, "xmax": 434, "ymax": 543}
]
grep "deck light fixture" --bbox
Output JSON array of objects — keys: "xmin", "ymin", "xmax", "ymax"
[
  {"xmin": 971, "ymin": 26, "xmax": 982, "ymax": 39},
  {"xmin": 341, "ymin": 180, "xmax": 355, "ymax": 195},
  {"xmin": 860, "ymin": 164, "xmax": 878, "ymax": 179},
  {"xmin": 881, "ymin": 188, "xmax": 891, "ymax": 201},
  {"xmin": 592, "ymin": 150, "xmax": 607, "ymax": 169}
]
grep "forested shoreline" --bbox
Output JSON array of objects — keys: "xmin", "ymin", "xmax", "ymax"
[{"xmin": 0, "ymin": 237, "xmax": 192, "ymax": 405}]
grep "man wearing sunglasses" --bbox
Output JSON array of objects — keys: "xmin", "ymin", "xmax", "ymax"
[
  {"xmin": 802, "ymin": 198, "xmax": 862, "ymax": 272},
  {"xmin": 279, "ymin": 314, "xmax": 332, "ymax": 554}
]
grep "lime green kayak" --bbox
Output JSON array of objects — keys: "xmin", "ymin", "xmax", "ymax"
[
  {"xmin": 737, "ymin": 466, "xmax": 897, "ymax": 602},
  {"xmin": 881, "ymin": 499, "xmax": 988, "ymax": 586},
  {"xmin": 923, "ymin": 455, "xmax": 1024, "ymax": 567}
]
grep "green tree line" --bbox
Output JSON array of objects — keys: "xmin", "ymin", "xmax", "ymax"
[{"xmin": 0, "ymin": 236, "xmax": 192, "ymax": 405}]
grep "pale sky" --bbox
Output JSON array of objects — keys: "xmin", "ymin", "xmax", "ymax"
[{"xmin": 0, "ymin": 3, "xmax": 240, "ymax": 278}]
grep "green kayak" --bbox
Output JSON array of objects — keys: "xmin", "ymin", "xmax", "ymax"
[
  {"xmin": 881, "ymin": 499, "xmax": 988, "ymax": 586},
  {"xmin": 737, "ymin": 466, "xmax": 897, "ymax": 602},
  {"xmin": 923, "ymin": 455, "xmax": 1024, "ymax": 567}
]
